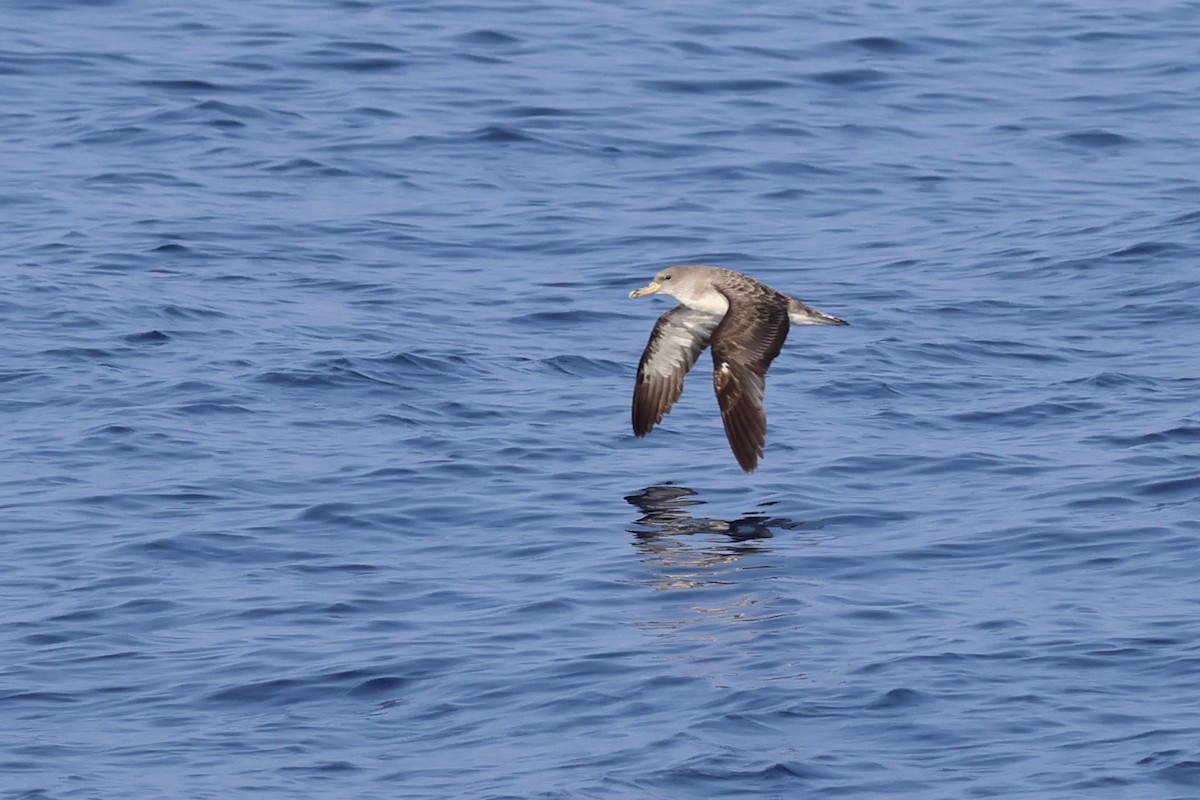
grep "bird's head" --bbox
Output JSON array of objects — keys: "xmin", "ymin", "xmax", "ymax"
[{"xmin": 629, "ymin": 266, "xmax": 683, "ymax": 299}]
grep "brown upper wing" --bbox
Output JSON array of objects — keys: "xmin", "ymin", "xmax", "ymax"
[
  {"xmin": 633, "ymin": 306, "xmax": 723, "ymax": 437},
  {"xmin": 710, "ymin": 291, "xmax": 791, "ymax": 472}
]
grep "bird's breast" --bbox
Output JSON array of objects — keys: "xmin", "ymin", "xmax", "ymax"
[{"xmin": 680, "ymin": 291, "xmax": 729, "ymax": 316}]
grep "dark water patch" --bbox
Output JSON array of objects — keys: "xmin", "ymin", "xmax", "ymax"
[
  {"xmin": 1064, "ymin": 493, "xmax": 1140, "ymax": 511},
  {"xmin": 300, "ymin": 51, "xmax": 409, "ymax": 72},
  {"xmin": 653, "ymin": 759, "xmax": 841, "ymax": 790},
  {"xmin": 905, "ymin": 172, "xmax": 947, "ymax": 183},
  {"xmin": 1136, "ymin": 473, "xmax": 1200, "ymax": 499},
  {"xmin": 455, "ymin": 52, "xmax": 509, "ymax": 65},
  {"xmin": 0, "ymin": 690, "xmax": 79, "ymax": 704},
  {"xmin": 141, "ymin": 491, "xmax": 223, "ymax": 504},
  {"xmin": 498, "ymin": 105, "xmax": 577, "ymax": 119},
  {"xmin": 746, "ymin": 122, "xmax": 819, "ymax": 142},
  {"xmin": 41, "ymin": 346, "xmax": 113, "ymax": 360},
  {"xmin": 351, "ymin": 105, "xmax": 400, "ymax": 119},
  {"xmin": 90, "ymin": 424, "xmax": 135, "ymax": 436},
  {"xmin": 257, "ymin": 369, "xmax": 345, "ymax": 388},
  {"xmin": 206, "ymin": 678, "xmax": 312, "ymax": 706},
  {"xmin": 291, "ymin": 562, "xmax": 384, "ymax": 576},
  {"xmin": 952, "ymin": 400, "xmax": 1103, "ymax": 426},
  {"xmin": 0, "ymin": 49, "xmax": 132, "ymax": 71},
  {"xmin": 158, "ymin": 305, "xmax": 227, "ymax": 322},
  {"xmin": 384, "ymin": 351, "xmax": 481, "ymax": 378},
  {"xmin": 440, "ymin": 400, "xmax": 507, "ymax": 421},
  {"xmin": 808, "ymin": 68, "xmax": 892, "ymax": 87},
  {"xmin": 672, "ymin": 39, "xmax": 723, "ymax": 57},
  {"xmin": 755, "ymin": 159, "xmax": 834, "ymax": 178},
  {"xmin": 1069, "ymin": 30, "xmax": 1144, "ymax": 43},
  {"xmin": 1107, "ymin": 240, "xmax": 1182, "ymax": 260},
  {"xmin": 265, "ymin": 157, "xmax": 354, "ymax": 177},
  {"xmin": 902, "ymin": 451, "xmax": 1038, "ymax": 476},
  {"xmin": 84, "ymin": 171, "xmax": 200, "ymax": 188},
  {"xmin": 348, "ymin": 675, "xmax": 411, "ymax": 696},
  {"xmin": 327, "ymin": 40, "xmax": 407, "ymax": 55},
  {"xmin": 194, "ymin": 99, "xmax": 271, "ymax": 120},
  {"xmin": 283, "ymin": 760, "xmax": 361, "ymax": 774},
  {"xmin": 369, "ymin": 410, "xmax": 427, "ymax": 427},
  {"xmin": 836, "ymin": 36, "xmax": 923, "ymax": 54},
  {"xmin": 298, "ymin": 502, "xmax": 374, "ymax": 528},
  {"xmin": 640, "ymin": 78, "xmax": 793, "ymax": 94},
  {"xmin": 175, "ymin": 401, "xmax": 253, "ymax": 415},
  {"xmin": 1155, "ymin": 759, "xmax": 1200, "ymax": 786},
  {"xmin": 123, "ymin": 532, "xmax": 323, "ymax": 566},
  {"xmin": 1167, "ymin": 209, "xmax": 1200, "ymax": 226},
  {"xmin": 235, "ymin": 601, "xmax": 351, "ymax": 620},
  {"xmin": 454, "ymin": 29, "xmax": 522, "ymax": 46},
  {"xmin": 0, "ymin": 370, "xmax": 49, "ymax": 385},
  {"xmin": 170, "ymin": 380, "xmax": 223, "ymax": 394},
  {"xmin": 148, "ymin": 243, "xmax": 194, "ymax": 255},
  {"xmin": 1055, "ymin": 129, "xmax": 1135, "ymax": 148},
  {"xmin": 114, "ymin": 598, "xmax": 178, "ymax": 615},
  {"xmin": 1088, "ymin": 423, "xmax": 1200, "ymax": 447},
  {"xmin": 867, "ymin": 687, "xmax": 927, "ymax": 709},
  {"xmin": 822, "ymin": 377, "xmax": 905, "ymax": 399},
  {"xmin": 509, "ymin": 309, "xmax": 611, "ymax": 326},
  {"xmin": 205, "ymin": 118, "xmax": 244, "ymax": 129},
  {"xmin": 936, "ymin": 339, "xmax": 1070, "ymax": 365},
  {"xmin": 136, "ymin": 79, "xmax": 230, "ymax": 93},
  {"xmin": 534, "ymin": 353, "xmax": 624, "ymax": 377},
  {"xmin": 470, "ymin": 124, "xmax": 538, "ymax": 144},
  {"xmin": 835, "ymin": 122, "xmax": 918, "ymax": 139},
  {"xmin": 265, "ymin": 356, "xmax": 411, "ymax": 389},
  {"xmin": 358, "ymin": 466, "xmax": 426, "ymax": 481},
  {"xmin": 760, "ymin": 187, "xmax": 812, "ymax": 200},
  {"xmin": 1061, "ymin": 371, "xmax": 1156, "ymax": 389}
]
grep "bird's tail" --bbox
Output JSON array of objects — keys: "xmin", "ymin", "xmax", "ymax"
[{"xmin": 787, "ymin": 297, "xmax": 848, "ymax": 326}]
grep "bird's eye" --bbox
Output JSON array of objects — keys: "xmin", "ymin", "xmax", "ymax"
[{"xmin": 663, "ymin": 275, "xmax": 672, "ymax": 280}]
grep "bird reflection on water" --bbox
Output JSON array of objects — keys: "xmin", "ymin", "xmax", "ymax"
[{"xmin": 625, "ymin": 484, "xmax": 807, "ymax": 591}]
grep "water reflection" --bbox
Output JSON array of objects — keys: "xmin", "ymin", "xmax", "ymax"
[{"xmin": 625, "ymin": 484, "xmax": 805, "ymax": 590}]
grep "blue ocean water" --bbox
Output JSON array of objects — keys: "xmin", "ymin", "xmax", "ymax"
[{"xmin": 3, "ymin": 0, "xmax": 1200, "ymax": 797}]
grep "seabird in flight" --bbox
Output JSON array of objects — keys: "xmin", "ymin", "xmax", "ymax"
[{"xmin": 629, "ymin": 265, "xmax": 847, "ymax": 472}]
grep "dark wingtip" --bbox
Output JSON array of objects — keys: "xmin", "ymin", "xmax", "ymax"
[{"xmin": 732, "ymin": 442, "xmax": 761, "ymax": 472}]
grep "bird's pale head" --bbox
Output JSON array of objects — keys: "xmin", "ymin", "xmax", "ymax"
[{"xmin": 628, "ymin": 266, "xmax": 694, "ymax": 299}]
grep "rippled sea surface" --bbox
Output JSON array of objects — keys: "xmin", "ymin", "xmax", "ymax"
[{"xmin": 5, "ymin": 1, "xmax": 1200, "ymax": 797}]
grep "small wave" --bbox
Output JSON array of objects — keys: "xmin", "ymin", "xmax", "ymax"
[
  {"xmin": 1107, "ymin": 241, "xmax": 1182, "ymax": 259},
  {"xmin": 300, "ymin": 53, "xmax": 409, "ymax": 72},
  {"xmin": 175, "ymin": 401, "xmax": 253, "ymax": 415},
  {"xmin": 952, "ymin": 399, "xmax": 1103, "ymax": 426},
  {"xmin": 42, "ymin": 346, "xmax": 112, "ymax": 360},
  {"xmin": 509, "ymin": 309, "xmax": 611, "ymax": 325},
  {"xmin": 122, "ymin": 330, "xmax": 171, "ymax": 344},
  {"xmin": 498, "ymin": 105, "xmax": 576, "ymax": 118},
  {"xmin": 257, "ymin": 369, "xmax": 345, "ymax": 388},
  {"xmin": 535, "ymin": 354, "xmax": 624, "ymax": 377},
  {"xmin": 808, "ymin": 68, "xmax": 892, "ymax": 87},
  {"xmin": 158, "ymin": 304, "xmax": 227, "ymax": 320},
  {"xmin": 264, "ymin": 158, "xmax": 354, "ymax": 177},
  {"xmin": 838, "ymin": 36, "xmax": 922, "ymax": 54},
  {"xmin": 469, "ymin": 125, "xmax": 538, "ymax": 143},
  {"xmin": 454, "ymin": 29, "xmax": 522, "ymax": 46},
  {"xmin": 1055, "ymin": 129, "xmax": 1135, "ymax": 148},
  {"xmin": 639, "ymin": 78, "xmax": 793, "ymax": 94},
  {"xmin": 136, "ymin": 78, "xmax": 228, "ymax": 93}
]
